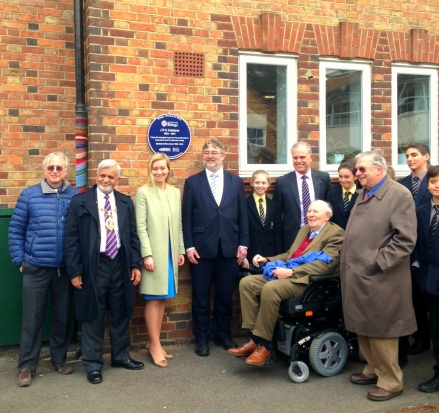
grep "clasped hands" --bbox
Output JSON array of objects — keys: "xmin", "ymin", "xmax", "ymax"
[{"xmin": 252, "ymin": 254, "xmax": 293, "ymax": 279}]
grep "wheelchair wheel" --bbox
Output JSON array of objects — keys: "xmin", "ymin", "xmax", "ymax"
[
  {"xmin": 309, "ymin": 332, "xmax": 348, "ymax": 377},
  {"xmin": 288, "ymin": 361, "xmax": 309, "ymax": 383}
]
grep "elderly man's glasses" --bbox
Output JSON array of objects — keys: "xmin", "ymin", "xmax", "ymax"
[
  {"xmin": 355, "ymin": 166, "xmax": 373, "ymax": 174},
  {"xmin": 46, "ymin": 166, "xmax": 64, "ymax": 172}
]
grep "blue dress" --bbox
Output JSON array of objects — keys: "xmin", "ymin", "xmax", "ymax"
[{"xmin": 142, "ymin": 237, "xmax": 175, "ymax": 300}]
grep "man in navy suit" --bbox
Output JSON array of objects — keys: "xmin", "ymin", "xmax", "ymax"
[
  {"xmin": 412, "ymin": 165, "xmax": 439, "ymax": 392},
  {"xmin": 273, "ymin": 142, "xmax": 333, "ymax": 251},
  {"xmin": 182, "ymin": 139, "xmax": 249, "ymax": 356},
  {"xmin": 398, "ymin": 143, "xmax": 431, "ymax": 361}
]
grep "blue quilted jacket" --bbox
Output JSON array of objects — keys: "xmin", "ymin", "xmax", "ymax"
[{"xmin": 8, "ymin": 179, "xmax": 77, "ymax": 268}]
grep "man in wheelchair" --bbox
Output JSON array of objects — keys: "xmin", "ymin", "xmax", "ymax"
[{"xmin": 228, "ymin": 200, "xmax": 344, "ymax": 365}]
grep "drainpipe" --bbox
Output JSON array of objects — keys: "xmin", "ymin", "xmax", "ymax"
[{"xmin": 74, "ymin": 0, "xmax": 88, "ymax": 193}]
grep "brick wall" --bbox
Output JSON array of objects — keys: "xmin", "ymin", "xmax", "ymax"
[{"xmin": 2, "ymin": 0, "xmax": 439, "ymax": 347}]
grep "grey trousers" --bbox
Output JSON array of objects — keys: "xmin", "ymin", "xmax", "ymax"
[
  {"xmin": 239, "ymin": 275, "xmax": 307, "ymax": 341},
  {"xmin": 80, "ymin": 253, "xmax": 131, "ymax": 372},
  {"xmin": 18, "ymin": 262, "xmax": 73, "ymax": 372}
]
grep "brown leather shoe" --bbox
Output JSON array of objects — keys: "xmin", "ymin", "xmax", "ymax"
[
  {"xmin": 367, "ymin": 386, "xmax": 403, "ymax": 401},
  {"xmin": 228, "ymin": 339, "xmax": 257, "ymax": 356},
  {"xmin": 17, "ymin": 368, "xmax": 32, "ymax": 387},
  {"xmin": 50, "ymin": 362, "xmax": 73, "ymax": 375},
  {"xmin": 349, "ymin": 372, "xmax": 378, "ymax": 385},
  {"xmin": 245, "ymin": 345, "xmax": 271, "ymax": 365}
]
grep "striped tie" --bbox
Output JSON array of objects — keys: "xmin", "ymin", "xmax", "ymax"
[
  {"xmin": 210, "ymin": 173, "xmax": 217, "ymax": 199},
  {"xmin": 301, "ymin": 176, "xmax": 311, "ymax": 224},
  {"xmin": 412, "ymin": 176, "xmax": 420, "ymax": 199},
  {"xmin": 258, "ymin": 198, "xmax": 265, "ymax": 225},
  {"xmin": 429, "ymin": 205, "xmax": 439, "ymax": 244},
  {"xmin": 343, "ymin": 192, "xmax": 350, "ymax": 211},
  {"xmin": 104, "ymin": 195, "xmax": 118, "ymax": 259}
]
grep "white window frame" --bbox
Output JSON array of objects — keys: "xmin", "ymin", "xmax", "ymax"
[
  {"xmin": 391, "ymin": 64, "xmax": 438, "ymax": 176},
  {"xmin": 319, "ymin": 59, "xmax": 372, "ymax": 177},
  {"xmin": 238, "ymin": 52, "xmax": 297, "ymax": 177}
]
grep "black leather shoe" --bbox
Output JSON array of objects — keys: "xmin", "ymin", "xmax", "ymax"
[
  {"xmin": 419, "ymin": 375, "xmax": 439, "ymax": 393},
  {"xmin": 409, "ymin": 341, "xmax": 431, "ymax": 356},
  {"xmin": 214, "ymin": 338, "xmax": 238, "ymax": 350},
  {"xmin": 195, "ymin": 342, "xmax": 209, "ymax": 357},
  {"xmin": 87, "ymin": 370, "xmax": 102, "ymax": 384},
  {"xmin": 398, "ymin": 357, "xmax": 408, "ymax": 369},
  {"xmin": 111, "ymin": 358, "xmax": 144, "ymax": 370}
]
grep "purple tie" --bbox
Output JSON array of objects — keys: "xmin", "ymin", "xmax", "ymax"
[{"xmin": 104, "ymin": 195, "xmax": 118, "ymax": 259}]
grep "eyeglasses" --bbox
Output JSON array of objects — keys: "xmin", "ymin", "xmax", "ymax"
[
  {"xmin": 355, "ymin": 166, "xmax": 368, "ymax": 174},
  {"xmin": 46, "ymin": 166, "xmax": 64, "ymax": 172},
  {"xmin": 203, "ymin": 151, "xmax": 222, "ymax": 157}
]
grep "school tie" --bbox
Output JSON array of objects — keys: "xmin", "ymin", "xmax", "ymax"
[
  {"xmin": 343, "ymin": 192, "xmax": 350, "ymax": 211},
  {"xmin": 104, "ymin": 194, "xmax": 118, "ymax": 259},
  {"xmin": 429, "ymin": 205, "xmax": 439, "ymax": 244},
  {"xmin": 210, "ymin": 173, "xmax": 217, "ymax": 198},
  {"xmin": 412, "ymin": 176, "xmax": 420, "ymax": 199},
  {"xmin": 258, "ymin": 198, "xmax": 265, "ymax": 226},
  {"xmin": 301, "ymin": 176, "xmax": 311, "ymax": 224}
]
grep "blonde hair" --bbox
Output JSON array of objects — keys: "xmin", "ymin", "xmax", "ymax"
[
  {"xmin": 250, "ymin": 169, "xmax": 271, "ymax": 185},
  {"xmin": 146, "ymin": 153, "xmax": 171, "ymax": 186}
]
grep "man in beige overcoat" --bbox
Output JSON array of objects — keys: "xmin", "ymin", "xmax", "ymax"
[{"xmin": 340, "ymin": 151, "xmax": 417, "ymax": 402}]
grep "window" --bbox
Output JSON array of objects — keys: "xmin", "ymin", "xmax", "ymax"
[
  {"xmin": 239, "ymin": 53, "xmax": 297, "ymax": 176},
  {"xmin": 319, "ymin": 60, "xmax": 371, "ymax": 175},
  {"xmin": 391, "ymin": 65, "xmax": 438, "ymax": 172}
]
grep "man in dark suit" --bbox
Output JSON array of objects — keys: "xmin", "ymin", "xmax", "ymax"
[
  {"xmin": 412, "ymin": 165, "xmax": 439, "ymax": 392},
  {"xmin": 65, "ymin": 159, "xmax": 144, "ymax": 384},
  {"xmin": 398, "ymin": 143, "xmax": 431, "ymax": 360},
  {"xmin": 273, "ymin": 142, "xmax": 333, "ymax": 251},
  {"xmin": 182, "ymin": 139, "xmax": 249, "ymax": 356}
]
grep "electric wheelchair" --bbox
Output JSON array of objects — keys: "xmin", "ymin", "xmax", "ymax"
[{"xmin": 243, "ymin": 267, "xmax": 358, "ymax": 383}]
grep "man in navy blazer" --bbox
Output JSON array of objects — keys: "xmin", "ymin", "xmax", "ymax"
[
  {"xmin": 412, "ymin": 165, "xmax": 439, "ymax": 392},
  {"xmin": 182, "ymin": 139, "xmax": 249, "ymax": 356},
  {"xmin": 398, "ymin": 143, "xmax": 431, "ymax": 360},
  {"xmin": 273, "ymin": 142, "xmax": 332, "ymax": 251}
]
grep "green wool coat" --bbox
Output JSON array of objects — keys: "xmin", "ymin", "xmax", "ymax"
[{"xmin": 135, "ymin": 184, "xmax": 185, "ymax": 296}]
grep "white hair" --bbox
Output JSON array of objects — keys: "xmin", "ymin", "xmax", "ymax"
[{"xmin": 309, "ymin": 200, "xmax": 333, "ymax": 218}]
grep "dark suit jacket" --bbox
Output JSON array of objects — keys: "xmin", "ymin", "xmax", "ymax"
[
  {"xmin": 273, "ymin": 169, "xmax": 332, "ymax": 251},
  {"xmin": 398, "ymin": 174, "xmax": 431, "ymax": 207},
  {"xmin": 326, "ymin": 184, "xmax": 358, "ymax": 230},
  {"xmin": 65, "ymin": 185, "xmax": 142, "ymax": 320},
  {"xmin": 246, "ymin": 194, "xmax": 282, "ymax": 261},
  {"xmin": 413, "ymin": 202, "xmax": 439, "ymax": 296},
  {"xmin": 182, "ymin": 170, "xmax": 249, "ymax": 259}
]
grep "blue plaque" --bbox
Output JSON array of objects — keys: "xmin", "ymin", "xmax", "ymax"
[{"xmin": 147, "ymin": 114, "xmax": 191, "ymax": 159}]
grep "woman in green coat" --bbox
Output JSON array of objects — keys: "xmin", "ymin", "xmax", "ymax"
[{"xmin": 135, "ymin": 153, "xmax": 185, "ymax": 368}]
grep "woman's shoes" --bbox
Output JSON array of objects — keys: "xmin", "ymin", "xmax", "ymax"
[
  {"xmin": 146, "ymin": 341, "xmax": 173, "ymax": 359},
  {"xmin": 147, "ymin": 348, "xmax": 167, "ymax": 368}
]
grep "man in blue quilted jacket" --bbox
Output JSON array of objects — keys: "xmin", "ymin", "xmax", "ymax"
[{"xmin": 8, "ymin": 152, "xmax": 77, "ymax": 387}]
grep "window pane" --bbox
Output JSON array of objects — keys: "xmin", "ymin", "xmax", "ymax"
[
  {"xmin": 247, "ymin": 63, "xmax": 287, "ymax": 165},
  {"xmin": 397, "ymin": 74, "xmax": 430, "ymax": 164},
  {"xmin": 325, "ymin": 69, "xmax": 362, "ymax": 164}
]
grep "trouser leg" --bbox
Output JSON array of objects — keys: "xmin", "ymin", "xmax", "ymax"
[
  {"xmin": 190, "ymin": 259, "xmax": 214, "ymax": 343},
  {"xmin": 212, "ymin": 254, "xmax": 239, "ymax": 341},
  {"xmin": 239, "ymin": 275, "xmax": 268, "ymax": 330},
  {"xmin": 358, "ymin": 335, "xmax": 402, "ymax": 392},
  {"xmin": 427, "ymin": 294, "xmax": 439, "ymax": 374},
  {"xmin": 253, "ymin": 280, "xmax": 306, "ymax": 341},
  {"xmin": 18, "ymin": 263, "xmax": 52, "ymax": 372},
  {"xmin": 412, "ymin": 282, "xmax": 430, "ymax": 344},
  {"xmin": 50, "ymin": 267, "xmax": 73, "ymax": 364}
]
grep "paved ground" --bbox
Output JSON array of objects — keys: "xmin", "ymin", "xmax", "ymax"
[{"xmin": 0, "ymin": 340, "xmax": 438, "ymax": 413}]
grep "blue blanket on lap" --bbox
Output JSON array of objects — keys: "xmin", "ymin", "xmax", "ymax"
[{"xmin": 262, "ymin": 251, "xmax": 332, "ymax": 281}]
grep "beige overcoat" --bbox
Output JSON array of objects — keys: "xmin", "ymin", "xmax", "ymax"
[
  {"xmin": 340, "ymin": 178, "xmax": 417, "ymax": 338},
  {"xmin": 135, "ymin": 184, "xmax": 185, "ymax": 296}
]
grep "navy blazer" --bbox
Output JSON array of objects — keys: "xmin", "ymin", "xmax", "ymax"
[
  {"xmin": 326, "ymin": 184, "xmax": 358, "ymax": 230},
  {"xmin": 398, "ymin": 174, "xmax": 431, "ymax": 207},
  {"xmin": 273, "ymin": 169, "xmax": 332, "ymax": 251},
  {"xmin": 182, "ymin": 170, "xmax": 249, "ymax": 259},
  {"xmin": 246, "ymin": 195, "xmax": 282, "ymax": 261},
  {"xmin": 413, "ymin": 202, "xmax": 439, "ymax": 296}
]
